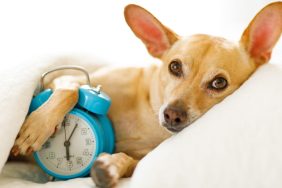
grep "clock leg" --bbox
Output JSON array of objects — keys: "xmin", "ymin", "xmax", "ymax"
[{"xmin": 91, "ymin": 152, "xmax": 138, "ymax": 188}]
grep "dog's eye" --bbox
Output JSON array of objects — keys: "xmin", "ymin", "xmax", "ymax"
[
  {"xmin": 208, "ymin": 77, "xmax": 228, "ymax": 90},
  {"xmin": 169, "ymin": 59, "xmax": 183, "ymax": 77}
]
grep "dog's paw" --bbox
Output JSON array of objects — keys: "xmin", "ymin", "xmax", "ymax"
[
  {"xmin": 11, "ymin": 109, "xmax": 59, "ymax": 156},
  {"xmin": 91, "ymin": 153, "xmax": 119, "ymax": 188}
]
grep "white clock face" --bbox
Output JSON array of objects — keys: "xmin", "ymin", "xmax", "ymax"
[{"xmin": 36, "ymin": 113, "xmax": 97, "ymax": 176}]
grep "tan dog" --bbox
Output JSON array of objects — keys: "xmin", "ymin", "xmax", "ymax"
[{"xmin": 11, "ymin": 2, "xmax": 281, "ymax": 188}]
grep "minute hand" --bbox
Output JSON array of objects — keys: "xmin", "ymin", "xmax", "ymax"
[{"xmin": 68, "ymin": 123, "xmax": 78, "ymax": 142}]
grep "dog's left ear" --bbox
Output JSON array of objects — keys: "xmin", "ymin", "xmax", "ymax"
[
  {"xmin": 124, "ymin": 4, "xmax": 179, "ymax": 58},
  {"xmin": 240, "ymin": 2, "xmax": 282, "ymax": 65}
]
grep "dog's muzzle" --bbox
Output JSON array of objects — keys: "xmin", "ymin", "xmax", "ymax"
[{"xmin": 162, "ymin": 106, "xmax": 188, "ymax": 133}]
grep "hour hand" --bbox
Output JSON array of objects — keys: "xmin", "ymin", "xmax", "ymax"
[
  {"xmin": 64, "ymin": 122, "xmax": 78, "ymax": 161},
  {"xmin": 64, "ymin": 141, "xmax": 70, "ymax": 160},
  {"xmin": 63, "ymin": 119, "xmax": 70, "ymax": 160}
]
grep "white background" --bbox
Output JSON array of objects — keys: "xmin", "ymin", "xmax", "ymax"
[{"xmin": 0, "ymin": 0, "xmax": 281, "ymax": 68}]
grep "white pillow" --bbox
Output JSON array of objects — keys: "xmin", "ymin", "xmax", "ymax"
[{"xmin": 130, "ymin": 64, "xmax": 282, "ymax": 188}]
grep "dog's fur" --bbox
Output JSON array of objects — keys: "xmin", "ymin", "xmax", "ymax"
[{"xmin": 11, "ymin": 2, "xmax": 281, "ymax": 188}]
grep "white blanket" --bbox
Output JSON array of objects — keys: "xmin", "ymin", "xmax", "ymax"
[
  {"xmin": 0, "ymin": 56, "xmax": 130, "ymax": 187},
  {"xmin": 1, "ymin": 56, "xmax": 282, "ymax": 187}
]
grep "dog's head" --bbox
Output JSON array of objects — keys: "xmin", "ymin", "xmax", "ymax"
[{"xmin": 124, "ymin": 3, "xmax": 282, "ymax": 133}]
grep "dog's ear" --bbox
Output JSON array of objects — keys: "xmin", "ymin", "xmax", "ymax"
[
  {"xmin": 240, "ymin": 2, "xmax": 282, "ymax": 65},
  {"xmin": 124, "ymin": 4, "xmax": 179, "ymax": 58}
]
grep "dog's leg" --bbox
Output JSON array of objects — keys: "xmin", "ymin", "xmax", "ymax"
[
  {"xmin": 11, "ymin": 76, "xmax": 81, "ymax": 155},
  {"xmin": 91, "ymin": 152, "xmax": 138, "ymax": 188}
]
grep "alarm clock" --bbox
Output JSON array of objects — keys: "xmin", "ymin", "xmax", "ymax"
[{"xmin": 28, "ymin": 66, "xmax": 115, "ymax": 180}]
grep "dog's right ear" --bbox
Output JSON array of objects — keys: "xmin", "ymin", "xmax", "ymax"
[
  {"xmin": 124, "ymin": 4, "xmax": 179, "ymax": 58},
  {"xmin": 240, "ymin": 2, "xmax": 282, "ymax": 65}
]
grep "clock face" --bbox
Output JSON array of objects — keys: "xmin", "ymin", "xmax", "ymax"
[{"xmin": 35, "ymin": 113, "xmax": 97, "ymax": 177}]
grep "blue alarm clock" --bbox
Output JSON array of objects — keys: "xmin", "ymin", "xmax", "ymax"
[{"xmin": 28, "ymin": 66, "xmax": 115, "ymax": 180}]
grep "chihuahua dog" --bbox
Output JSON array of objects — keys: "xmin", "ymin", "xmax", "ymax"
[{"xmin": 11, "ymin": 2, "xmax": 281, "ymax": 188}]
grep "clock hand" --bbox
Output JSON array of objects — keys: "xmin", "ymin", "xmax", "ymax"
[
  {"xmin": 64, "ymin": 141, "xmax": 70, "ymax": 161},
  {"xmin": 63, "ymin": 119, "xmax": 70, "ymax": 160},
  {"xmin": 64, "ymin": 123, "xmax": 78, "ymax": 161},
  {"xmin": 67, "ymin": 123, "xmax": 78, "ymax": 142}
]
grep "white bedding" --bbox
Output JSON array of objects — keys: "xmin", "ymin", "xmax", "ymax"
[
  {"xmin": 0, "ymin": 56, "xmax": 131, "ymax": 188},
  {"xmin": 1, "ymin": 56, "xmax": 282, "ymax": 188},
  {"xmin": 130, "ymin": 64, "xmax": 282, "ymax": 188},
  {"xmin": 0, "ymin": 163, "xmax": 131, "ymax": 188}
]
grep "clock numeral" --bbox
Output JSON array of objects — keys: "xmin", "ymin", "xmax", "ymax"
[
  {"xmin": 67, "ymin": 160, "xmax": 73, "ymax": 168},
  {"xmin": 65, "ymin": 121, "xmax": 70, "ymax": 127},
  {"xmin": 81, "ymin": 128, "xmax": 87, "ymax": 135},
  {"xmin": 49, "ymin": 152, "xmax": 55, "ymax": 159},
  {"xmin": 75, "ymin": 117, "xmax": 80, "ymax": 124},
  {"xmin": 83, "ymin": 149, "xmax": 89, "ymax": 156},
  {"xmin": 85, "ymin": 138, "xmax": 92, "ymax": 145},
  {"xmin": 76, "ymin": 157, "xmax": 83, "ymax": 165},
  {"xmin": 63, "ymin": 117, "xmax": 69, "ymax": 127},
  {"xmin": 57, "ymin": 157, "xmax": 63, "ymax": 164}
]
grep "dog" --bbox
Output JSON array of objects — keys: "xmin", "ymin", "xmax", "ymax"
[{"xmin": 11, "ymin": 2, "xmax": 281, "ymax": 188}]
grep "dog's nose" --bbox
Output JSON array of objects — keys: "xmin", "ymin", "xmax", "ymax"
[{"xmin": 163, "ymin": 106, "xmax": 187, "ymax": 126}]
